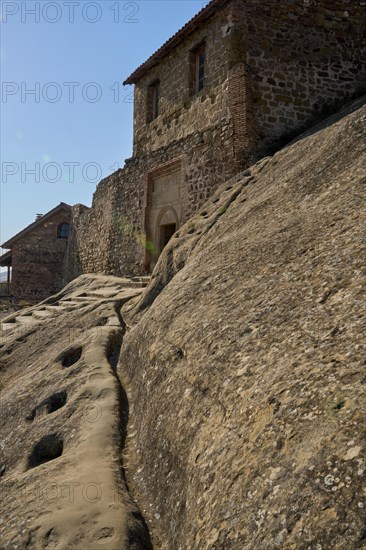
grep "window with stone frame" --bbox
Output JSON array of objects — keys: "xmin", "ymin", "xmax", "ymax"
[
  {"xmin": 146, "ymin": 80, "xmax": 160, "ymax": 123},
  {"xmin": 189, "ymin": 42, "xmax": 206, "ymax": 95}
]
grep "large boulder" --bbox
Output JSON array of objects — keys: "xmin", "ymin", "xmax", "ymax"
[{"xmin": 120, "ymin": 97, "xmax": 366, "ymax": 549}]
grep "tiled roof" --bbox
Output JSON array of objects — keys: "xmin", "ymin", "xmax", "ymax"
[
  {"xmin": 1, "ymin": 202, "xmax": 71, "ymax": 249},
  {"xmin": 123, "ymin": 0, "xmax": 229, "ymax": 85}
]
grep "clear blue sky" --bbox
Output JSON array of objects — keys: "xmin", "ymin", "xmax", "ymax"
[{"xmin": 0, "ymin": 0, "xmax": 206, "ymax": 249}]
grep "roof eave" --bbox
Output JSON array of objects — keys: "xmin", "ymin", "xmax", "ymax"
[
  {"xmin": 0, "ymin": 250, "xmax": 12, "ymax": 267},
  {"xmin": 123, "ymin": 0, "xmax": 228, "ymax": 85},
  {"xmin": 1, "ymin": 202, "xmax": 71, "ymax": 249}
]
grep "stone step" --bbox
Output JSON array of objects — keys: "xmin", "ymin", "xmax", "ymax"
[
  {"xmin": 106, "ymin": 316, "xmax": 121, "ymax": 327},
  {"xmin": 32, "ymin": 310, "xmax": 54, "ymax": 320},
  {"xmin": 58, "ymin": 300, "xmax": 83, "ymax": 307},
  {"xmin": 86, "ymin": 292, "xmax": 120, "ymax": 299},
  {"xmin": 44, "ymin": 305, "xmax": 63, "ymax": 313},
  {"xmin": 0, "ymin": 323, "xmax": 17, "ymax": 332},
  {"xmin": 71, "ymin": 295, "xmax": 100, "ymax": 303},
  {"xmin": 16, "ymin": 316, "xmax": 36, "ymax": 325},
  {"xmin": 120, "ymin": 281, "xmax": 148, "ymax": 289}
]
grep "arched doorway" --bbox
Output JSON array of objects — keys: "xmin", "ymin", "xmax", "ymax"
[
  {"xmin": 146, "ymin": 206, "xmax": 179, "ymax": 270},
  {"xmin": 145, "ymin": 162, "xmax": 182, "ymax": 272},
  {"xmin": 156, "ymin": 207, "xmax": 179, "ymax": 254}
]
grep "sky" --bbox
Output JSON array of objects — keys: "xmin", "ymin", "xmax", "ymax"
[{"xmin": 0, "ymin": 0, "xmax": 207, "ymax": 252}]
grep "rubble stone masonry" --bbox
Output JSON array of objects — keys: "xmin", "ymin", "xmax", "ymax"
[
  {"xmin": 65, "ymin": 0, "xmax": 366, "ymax": 281},
  {"xmin": 12, "ymin": 210, "xmax": 71, "ymax": 301}
]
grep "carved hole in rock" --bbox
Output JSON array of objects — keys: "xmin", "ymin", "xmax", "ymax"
[
  {"xmin": 28, "ymin": 434, "xmax": 63, "ymax": 469},
  {"xmin": 173, "ymin": 346, "xmax": 184, "ymax": 359},
  {"xmin": 96, "ymin": 317, "xmax": 109, "ymax": 326},
  {"xmin": 26, "ymin": 410, "xmax": 35, "ymax": 422},
  {"xmin": 44, "ymin": 528, "xmax": 59, "ymax": 546},
  {"xmin": 46, "ymin": 391, "xmax": 67, "ymax": 413},
  {"xmin": 212, "ymin": 198, "xmax": 219, "ymax": 203},
  {"xmin": 94, "ymin": 527, "xmax": 114, "ymax": 540},
  {"xmin": 15, "ymin": 335, "xmax": 28, "ymax": 344},
  {"xmin": 333, "ymin": 399, "xmax": 345, "ymax": 411},
  {"xmin": 60, "ymin": 346, "xmax": 82, "ymax": 368},
  {"xmin": 127, "ymin": 522, "xmax": 153, "ymax": 550}
]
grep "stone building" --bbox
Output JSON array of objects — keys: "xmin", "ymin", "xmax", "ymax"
[
  {"xmin": 3, "ymin": 1, "xmax": 364, "ymax": 300},
  {"xmin": 0, "ymin": 203, "xmax": 72, "ymax": 301},
  {"xmin": 66, "ymin": 0, "xmax": 365, "ymax": 281}
]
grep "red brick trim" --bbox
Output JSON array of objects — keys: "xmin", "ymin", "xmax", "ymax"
[{"xmin": 228, "ymin": 63, "xmax": 259, "ymax": 160}]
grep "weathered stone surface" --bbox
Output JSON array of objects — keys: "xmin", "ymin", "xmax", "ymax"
[
  {"xmin": 0, "ymin": 275, "xmax": 151, "ymax": 550},
  {"xmin": 0, "ymin": 97, "xmax": 365, "ymax": 550},
  {"xmin": 120, "ymin": 97, "xmax": 366, "ymax": 549}
]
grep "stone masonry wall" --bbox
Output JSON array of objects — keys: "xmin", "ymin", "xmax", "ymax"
[
  {"xmin": 64, "ymin": 1, "xmax": 251, "ymax": 279},
  {"xmin": 241, "ymin": 0, "xmax": 366, "ymax": 148},
  {"xmin": 63, "ymin": 176, "xmax": 117, "ymax": 281},
  {"xmin": 110, "ymin": 124, "xmax": 239, "ymax": 277},
  {"xmin": 11, "ymin": 210, "xmax": 70, "ymax": 301},
  {"xmin": 64, "ymin": 0, "xmax": 366, "ymax": 281},
  {"xmin": 132, "ymin": 0, "xmax": 365, "ymax": 157},
  {"xmin": 66, "ymin": 123, "xmax": 238, "ymax": 279},
  {"xmin": 132, "ymin": 2, "xmax": 240, "ymax": 157},
  {"xmin": 62, "ymin": 204, "xmax": 90, "ymax": 284}
]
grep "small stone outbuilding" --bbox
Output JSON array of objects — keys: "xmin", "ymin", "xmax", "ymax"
[{"xmin": 0, "ymin": 203, "xmax": 72, "ymax": 302}]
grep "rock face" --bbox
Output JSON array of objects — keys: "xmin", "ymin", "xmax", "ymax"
[
  {"xmin": 0, "ymin": 275, "xmax": 152, "ymax": 549},
  {"xmin": 120, "ymin": 97, "xmax": 366, "ymax": 549},
  {"xmin": 0, "ymin": 98, "xmax": 365, "ymax": 550}
]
